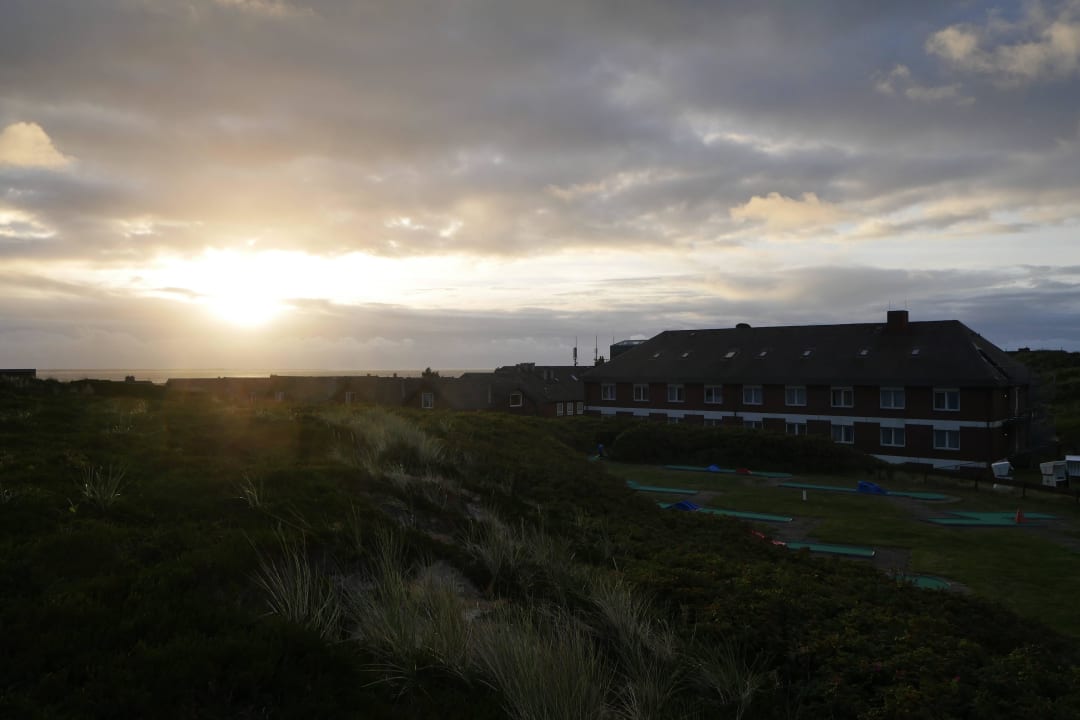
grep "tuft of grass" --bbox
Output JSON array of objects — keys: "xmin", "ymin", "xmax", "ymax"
[
  {"xmin": 252, "ymin": 528, "xmax": 342, "ymax": 641},
  {"xmin": 347, "ymin": 530, "xmax": 473, "ymax": 691},
  {"xmin": 473, "ymin": 607, "xmax": 614, "ymax": 720},
  {"xmin": 79, "ymin": 464, "xmax": 127, "ymax": 510},
  {"xmin": 235, "ymin": 473, "xmax": 265, "ymax": 509},
  {"xmin": 689, "ymin": 640, "xmax": 770, "ymax": 720}
]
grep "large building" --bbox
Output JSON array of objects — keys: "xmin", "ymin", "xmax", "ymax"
[{"xmin": 583, "ymin": 311, "xmax": 1031, "ymax": 469}]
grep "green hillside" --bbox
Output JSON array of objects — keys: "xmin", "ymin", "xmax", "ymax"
[{"xmin": 1, "ymin": 379, "xmax": 1078, "ymax": 719}]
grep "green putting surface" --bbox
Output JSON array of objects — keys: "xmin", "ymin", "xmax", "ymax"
[
  {"xmin": 948, "ymin": 511, "xmax": 1057, "ymax": 521},
  {"xmin": 785, "ymin": 542, "xmax": 876, "ymax": 558},
  {"xmin": 657, "ymin": 502, "xmax": 793, "ymax": 522},
  {"xmin": 626, "ymin": 480, "xmax": 698, "ymax": 495},
  {"xmin": 666, "ymin": 465, "xmax": 794, "ymax": 478},
  {"xmin": 778, "ymin": 482, "xmax": 952, "ymax": 501},
  {"xmin": 897, "ymin": 574, "xmax": 951, "ymax": 590},
  {"xmin": 927, "ymin": 518, "xmax": 1038, "ymax": 527}
]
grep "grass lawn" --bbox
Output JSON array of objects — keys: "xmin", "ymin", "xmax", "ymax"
[{"xmin": 606, "ymin": 462, "xmax": 1080, "ymax": 637}]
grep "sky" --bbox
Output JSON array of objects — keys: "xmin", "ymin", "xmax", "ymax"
[{"xmin": 2, "ymin": 0, "xmax": 1080, "ymax": 372}]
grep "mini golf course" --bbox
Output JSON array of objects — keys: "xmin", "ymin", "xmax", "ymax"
[{"xmin": 625, "ymin": 479, "xmax": 698, "ymax": 495}]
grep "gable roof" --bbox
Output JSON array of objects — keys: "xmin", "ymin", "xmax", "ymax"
[{"xmin": 585, "ymin": 320, "xmax": 1030, "ymax": 387}]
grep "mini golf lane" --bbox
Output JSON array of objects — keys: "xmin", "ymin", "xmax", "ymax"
[
  {"xmin": 778, "ymin": 481, "xmax": 952, "ymax": 501},
  {"xmin": 926, "ymin": 510, "xmax": 1055, "ymax": 527},
  {"xmin": 785, "ymin": 542, "xmax": 876, "ymax": 558},
  {"xmin": 665, "ymin": 465, "xmax": 794, "ymax": 479},
  {"xmin": 657, "ymin": 502, "xmax": 793, "ymax": 522},
  {"xmin": 625, "ymin": 480, "xmax": 698, "ymax": 495}
]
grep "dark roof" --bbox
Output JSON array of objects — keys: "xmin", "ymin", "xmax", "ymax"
[{"xmin": 585, "ymin": 320, "xmax": 1030, "ymax": 387}]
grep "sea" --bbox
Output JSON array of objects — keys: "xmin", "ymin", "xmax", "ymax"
[{"xmin": 37, "ymin": 369, "xmax": 489, "ymax": 384}]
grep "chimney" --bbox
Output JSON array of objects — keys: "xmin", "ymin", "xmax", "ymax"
[{"xmin": 886, "ymin": 310, "xmax": 909, "ymax": 333}]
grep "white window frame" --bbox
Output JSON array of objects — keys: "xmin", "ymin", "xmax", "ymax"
[
  {"xmin": 667, "ymin": 415, "xmax": 682, "ymax": 424},
  {"xmin": 880, "ymin": 387, "xmax": 905, "ymax": 410},
  {"xmin": 880, "ymin": 426, "xmax": 905, "ymax": 447},
  {"xmin": 934, "ymin": 388, "xmax": 960, "ymax": 412},
  {"xmin": 667, "ymin": 384, "xmax": 685, "ymax": 403},
  {"xmin": 933, "ymin": 428, "xmax": 960, "ymax": 450},
  {"xmin": 510, "ymin": 391, "xmax": 523, "ymax": 408},
  {"xmin": 830, "ymin": 386, "xmax": 854, "ymax": 408},
  {"xmin": 785, "ymin": 385, "xmax": 807, "ymax": 407},
  {"xmin": 831, "ymin": 424, "xmax": 854, "ymax": 444},
  {"xmin": 556, "ymin": 401, "xmax": 564, "ymax": 416},
  {"xmin": 743, "ymin": 385, "xmax": 763, "ymax": 405},
  {"xmin": 633, "ymin": 383, "xmax": 650, "ymax": 402},
  {"xmin": 600, "ymin": 383, "xmax": 616, "ymax": 401},
  {"xmin": 704, "ymin": 385, "xmax": 723, "ymax": 404},
  {"xmin": 421, "ymin": 391, "xmax": 434, "ymax": 409},
  {"xmin": 575, "ymin": 402, "xmax": 583, "ymax": 415},
  {"xmin": 565, "ymin": 402, "xmax": 574, "ymax": 416},
  {"xmin": 344, "ymin": 391, "xmax": 355, "ymax": 405},
  {"xmin": 786, "ymin": 422, "xmax": 807, "ymax": 436},
  {"xmin": 744, "ymin": 419, "xmax": 763, "ymax": 430},
  {"xmin": 704, "ymin": 418, "xmax": 721, "ymax": 427}
]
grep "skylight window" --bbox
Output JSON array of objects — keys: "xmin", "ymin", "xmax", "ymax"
[
  {"xmin": 801, "ymin": 349, "xmax": 813, "ymax": 358},
  {"xmin": 858, "ymin": 348, "xmax": 870, "ymax": 357},
  {"xmin": 681, "ymin": 351, "xmax": 691, "ymax": 358},
  {"xmin": 757, "ymin": 350, "xmax": 768, "ymax": 358},
  {"xmin": 652, "ymin": 352, "xmax": 662, "ymax": 359},
  {"xmin": 723, "ymin": 349, "xmax": 738, "ymax": 359},
  {"xmin": 910, "ymin": 348, "xmax": 921, "ymax": 356}
]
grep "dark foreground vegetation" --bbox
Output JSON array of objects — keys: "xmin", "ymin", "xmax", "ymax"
[
  {"xmin": 1011, "ymin": 348, "xmax": 1080, "ymax": 454},
  {"xmin": 1, "ymin": 379, "xmax": 1079, "ymax": 719}
]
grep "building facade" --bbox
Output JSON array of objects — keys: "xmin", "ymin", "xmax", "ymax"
[{"xmin": 583, "ymin": 312, "xmax": 1031, "ymax": 469}]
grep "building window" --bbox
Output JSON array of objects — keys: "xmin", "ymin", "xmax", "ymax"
[
  {"xmin": 785, "ymin": 386, "xmax": 806, "ymax": 406},
  {"xmin": 344, "ymin": 391, "xmax": 355, "ymax": 405},
  {"xmin": 880, "ymin": 387, "xmax": 905, "ymax": 410},
  {"xmin": 880, "ymin": 426, "xmax": 905, "ymax": 447},
  {"xmin": 743, "ymin": 385, "xmax": 763, "ymax": 405},
  {"xmin": 601, "ymin": 383, "xmax": 615, "ymax": 401},
  {"xmin": 704, "ymin": 385, "xmax": 723, "ymax": 404},
  {"xmin": 831, "ymin": 424, "xmax": 854, "ymax": 444},
  {"xmin": 667, "ymin": 415, "xmax": 682, "ymax": 424},
  {"xmin": 566, "ymin": 402, "xmax": 574, "ymax": 416},
  {"xmin": 786, "ymin": 422, "xmax": 807, "ymax": 436},
  {"xmin": 633, "ymin": 384, "xmax": 650, "ymax": 402},
  {"xmin": 575, "ymin": 402, "xmax": 583, "ymax": 415},
  {"xmin": 933, "ymin": 429, "xmax": 960, "ymax": 450},
  {"xmin": 421, "ymin": 392, "xmax": 434, "ymax": 409},
  {"xmin": 510, "ymin": 392, "xmax": 523, "ymax": 407},
  {"xmin": 830, "ymin": 386, "xmax": 854, "ymax": 408},
  {"xmin": 934, "ymin": 388, "xmax": 960, "ymax": 411},
  {"xmin": 667, "ymin": 384, "xmax": 685, "ymax": 403},
  {"xmin": 704, "ymin": 418, "xmax": 721, "ymax": 427},
  {"xmin": 744, "ymin": 420, "xmax": 763, "ymax": 430},
  {"xmin": 556, "ymin": 402, "xmax": 564, "ymax": 416}
]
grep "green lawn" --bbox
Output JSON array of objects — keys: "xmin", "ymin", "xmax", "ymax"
[{"xmin": 607, "ymin": 462, "xmax": 1080, "ymax": 636}]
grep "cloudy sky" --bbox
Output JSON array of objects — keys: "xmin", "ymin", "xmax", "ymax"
[{"xmin": 2, "ymin": 0, "xmax": 1080, "ymax": 372}]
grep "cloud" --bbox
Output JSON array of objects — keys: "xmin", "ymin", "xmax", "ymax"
[
  {"xmin": 927, "ymin": 2, "xmax": 1080, "ymax": 83},
  {"xmin": 728, "ymin": 192, "xmax": 848, "ymax": 233},
  {"xmin": 873, "ymin": 64, "xmax": 974, "ymax": 106},
  {"xmin": 0, "ymin": 122, "xmax": 70, "ymax": 168}
]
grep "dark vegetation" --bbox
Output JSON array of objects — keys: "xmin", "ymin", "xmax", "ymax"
[
  {"xmin": 1011, "ymin": 349, "xmax": 1080, "ymax": 454},
  {"xmin": 1, "ymin": 377, "xmax": 1078, "ymax": 718}
]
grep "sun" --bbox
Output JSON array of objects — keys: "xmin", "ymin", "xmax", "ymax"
[{"xmin": 206, "ymin": 292, "xmax": 284, "ymax": 327}]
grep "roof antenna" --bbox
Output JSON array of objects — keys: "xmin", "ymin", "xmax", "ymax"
[
  {"xmin": 594, "ymin": 336, "xmax": 598, "ymax": 363},
  {"xmin": 573, "ymin": 337, "xmax": 578, "ymax": 367}
]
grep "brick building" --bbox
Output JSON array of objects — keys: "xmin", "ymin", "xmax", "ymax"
[{"xmin": 583, "ymin": 311, "xmax": 1031, "ymax": 469}]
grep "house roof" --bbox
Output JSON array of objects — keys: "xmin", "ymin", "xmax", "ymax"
[{"xmin": 584, "ymin": 319, "xmax": 1030, "ymax": 387}]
